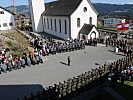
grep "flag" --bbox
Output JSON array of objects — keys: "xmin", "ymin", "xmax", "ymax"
[
  {"xmin": 123, "ymin": 21, "xmax": 129, "ymax": 30},
  {"xmin": 116, "ymin": 23, "xmax": 123, "ymax": 30}
]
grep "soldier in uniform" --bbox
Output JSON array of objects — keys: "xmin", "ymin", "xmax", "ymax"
[{"xmin": 67, "ymin": 56, "xmax": 70, "ymax": 66}]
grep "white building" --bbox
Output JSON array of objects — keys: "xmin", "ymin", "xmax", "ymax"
[
  {"xmin": 29, "ymin": 0, "xmax": 99, "ymax": 40},
  {"xmin": 103, "ymin": 18, "xmax": 125, "ymax": 28},
  {"xmin": 0, "ymin": 6, "xmax": 15, "ymax": 31}
]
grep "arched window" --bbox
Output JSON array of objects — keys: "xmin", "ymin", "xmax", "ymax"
[
  {"xmin": 77, "ymin": 18, "xmax": 80, "ymax": 27},
  {"xmin": 54, "ymin": 19, "xmax": 57, "ymax": 31},
  {"xmin": 89, "ymin": 17, "xmax": 92, "ymax": 25},
  {"xmin": 44, "ymin": 18, "xmax": 46, "ymax": 28},
  {"xmin": 47, "ymin": 18, "xmax": 49, "ymax": 29},
  {"xmin": 59, "ymin": 19, "xmax": 61, "ymax": 33},
  {"xmin": 64, "ymin": 20, "xmax": 67, "ymax": 34},
  {"xmin": 51, "ymin": 19, "xmax": 52, "ymax": 30}
]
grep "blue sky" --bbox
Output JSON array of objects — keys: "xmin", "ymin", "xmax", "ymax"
[{"xmin": 1, "ymin": 0, "xmax": 133, "ymax": 7}]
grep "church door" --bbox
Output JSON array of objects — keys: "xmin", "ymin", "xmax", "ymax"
[
  {"xmin": 90, "ymin": 31, "xmax": 96, "ymax": 39},
  {"xmin": 82, "ymin": 35, "xmax": 86, "ymax": 40}
]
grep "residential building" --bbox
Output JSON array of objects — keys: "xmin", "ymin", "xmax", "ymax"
[
  {"xmin": 0, "ymin": 6, "xmax": 15, "ymax": 30},
  {"xmin": 103, "ymin": 18, "xmax": 125, "ymax": 28}
]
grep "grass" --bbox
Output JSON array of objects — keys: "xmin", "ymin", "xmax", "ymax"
[
  {"xmin": 5, "ymin": 40, "xmax": 24, "ymax": 57},
  {"xmin": 2, "ymin": 31, "xmax": 31, "ymax": 57},
  {"xmin": 115, "ymin": 81, "xmax": 133, "ymax": 100},
  {"xmin": 3, "ymin": 31, "xmax": 30, "ymax": 47},
  {"xmin": 6, "ymin": 41, "xmax": 14, "ymax": 50}
]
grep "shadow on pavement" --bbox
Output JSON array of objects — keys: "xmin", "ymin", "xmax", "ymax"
[
  {"xmin": 108, "ymin": 50, "xmax": 114, "ymax": 52},
  {"xmin": 0, "ymin": 84, "xmax": 43, "ymax": 100},
  {"xmin": 116, "ymin": 53, "xmax": 125, "ymax": 56},
  {"xmin": 60, "ymin": 62, "xmax": 68, "ymax": 66},
  {"xmin": 95, "ymin": 63, "xmax": 100, "ymax": 65}
]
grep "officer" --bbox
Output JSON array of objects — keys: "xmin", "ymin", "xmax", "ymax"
[{"xmin": 68, "ymin": 56, "xmax": 70, "ymax": 66}]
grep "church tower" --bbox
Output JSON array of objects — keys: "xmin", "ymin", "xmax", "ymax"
[{"xmin": 28, "ymin": 0, "xmax": 45, "ymax": 32}]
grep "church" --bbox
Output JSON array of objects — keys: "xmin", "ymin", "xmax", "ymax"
[{"xmin": 29, "ymin": 0, "xmax": 99, "ymax": 40}]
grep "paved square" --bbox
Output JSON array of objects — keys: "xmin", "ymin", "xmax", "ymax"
[{"xmin": 0, "ymin": 44, "xmax": 124, "ymax": 99}]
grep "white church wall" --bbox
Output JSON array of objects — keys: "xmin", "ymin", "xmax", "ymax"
[
  {"xmin": 43, "ymin": 16, "xmax": 70, "ymax": 39},
  {"xmin": 28, "ymin": 0, "xmax": 45, "ymax": 32},
  {"xmin": 70, "ymin": 0, "xmax": 97, "ymax": 39},
  {"xmin": 0, "ymin": 8, "xmax": 15, "ymax": 30}
]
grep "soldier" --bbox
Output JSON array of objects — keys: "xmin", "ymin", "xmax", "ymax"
[
  {"xmin": 67, "ymin": 56, "xmax": 70, "ymax": 66},
  {"xmin": 77, "ymin": 78, "xmax": 82, "ymax": 94},
  {"xmin": 67, "ymin": 83, "xmax": 72, "ymax": 98}
]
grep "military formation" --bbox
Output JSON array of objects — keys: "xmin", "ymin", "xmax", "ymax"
[
  {"xmin": 20, "ymin": 53, "xmax": 133, "ymax": 100},
  {"xmin": 21, "ymin": 63, "xmax": 109, "ymax": 100},
  {"xmin": 32, "ymin": 37, "xmax": 86, "ymax": 56}
]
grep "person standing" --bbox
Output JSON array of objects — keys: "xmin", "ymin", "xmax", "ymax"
[{"xmin": 68, "ymin": 56, "xmax": 70, "ymax": 66}]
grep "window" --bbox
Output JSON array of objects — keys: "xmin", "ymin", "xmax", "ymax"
[
  {"xmin": 59, "ymin": 19, "xmax": 61, "ymax": 33},
  {"xmin": 47, "ymin": 18, "xmax": 49, "ymax": 29},
  {"xmin": 83, "ymin": 7, "xmax": 87, "ymax": 12},
  {"xmin": 64, "ymin": 20, "xmax": 67, "ymax": 34},
  {"xmin": 55, "ymin": 19, "xmax": 57, "ymax": 31},
  {"xmin": 0, "ymin": 11, "xmax": 4, "ymax": 14},
  {"xmin": 89, "ymin": 17, "xmax": 92, "ymax": 25},
  {"xmin": 44, "ymin": 18, "xmax": 46, "ymax": 28},
  {"xmin": 3, "ymin": 23, "xmax": 7, "ymax": 27},
  {"xmin": 77, "ymin": 18, "xmax": 80, "ymax": 27},
  {"xmin": 9, "ymin": 22, "xmax": 13, "ymax": 26},
  {"xmin": 51, "ymin": 19, "xmax": 52, "ymax": 30}
]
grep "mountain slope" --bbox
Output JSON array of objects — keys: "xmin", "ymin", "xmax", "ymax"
[{"xmin": 5, "ymin": 3, "xmax": 133, "ymax": 16}]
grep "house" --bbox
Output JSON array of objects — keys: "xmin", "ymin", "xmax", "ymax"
[
  {"xmin": 14, "ymin": 13, "xmax": 31, "ymax": 29},
  {"xmin": 29, "ymin": 0, "xmax": 99, "ymax": 40},
  {"xmin": 0, "ymin": 6, "xmax": 15, "ymax": 31},
  {"xmin": 103, "ymin": 18, "xmax": 125, "ymax": 28}
]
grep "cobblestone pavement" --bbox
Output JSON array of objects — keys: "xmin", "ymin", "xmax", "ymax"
[{"xmin": 0, "ymin": 44, "xmax": 124, "ymax": 100}]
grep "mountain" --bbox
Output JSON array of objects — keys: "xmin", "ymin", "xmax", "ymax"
[
  {"xmin": 93, "ymin": 3, "xmax": 133, "ymax": 16},
  {"xmin": 5, "ymin": 3, "xmax": 133, "ymax": 17},
  {"xmin": 6, "ymin": 5, "xmax": 30, "ymax": 16}
]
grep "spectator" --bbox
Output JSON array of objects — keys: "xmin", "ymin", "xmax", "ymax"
[
  {"xmin": 26, "ymin": 55, "xmax": 31, "ymax": 67},
  {"xmin": 1, "ymin": 61, "xmax": 7, "ymax": 73}
]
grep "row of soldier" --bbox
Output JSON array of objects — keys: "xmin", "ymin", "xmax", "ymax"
[
  {"xmin": 109, "ymin": 55, "xmax": 133, "ymax": 74},
  {"xmin": 32, "ymin": 37, "xmax": 86, "ymax": 55},
  {"xmin": 106, "ymin": 38, "xmax": 133, "ymax": 55},
  {"xmin": 109, "ymin": 55, "xmax": 133, "ymax": 87},
  {"xmin": 23, "ymin": 63, "xmax": 109, "ymax": 100}
]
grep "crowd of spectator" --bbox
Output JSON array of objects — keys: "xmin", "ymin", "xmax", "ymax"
[
  {"xmin": 0, "ymin": 35, "xmax": 86, "ymax": 74},
  {"xmin": 0, "ymin": 47, "xmax": 43, "ymax": 74}
]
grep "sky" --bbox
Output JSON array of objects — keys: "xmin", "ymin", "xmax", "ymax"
[{"xmin": 0, "ymin": 0, "xmax": 133, "ymax": 7}]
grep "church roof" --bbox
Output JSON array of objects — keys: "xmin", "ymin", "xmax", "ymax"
[
  {"xmin": 42, "ymin": 0, "xmax": 98, "ymax": 16},
  {"xmin": 79, "ymin": 24, "xmax": 96, "ymax": 35},
  {"xmin": 0, "ymin": 6, "xmax": 15, "ymax": 15}
]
